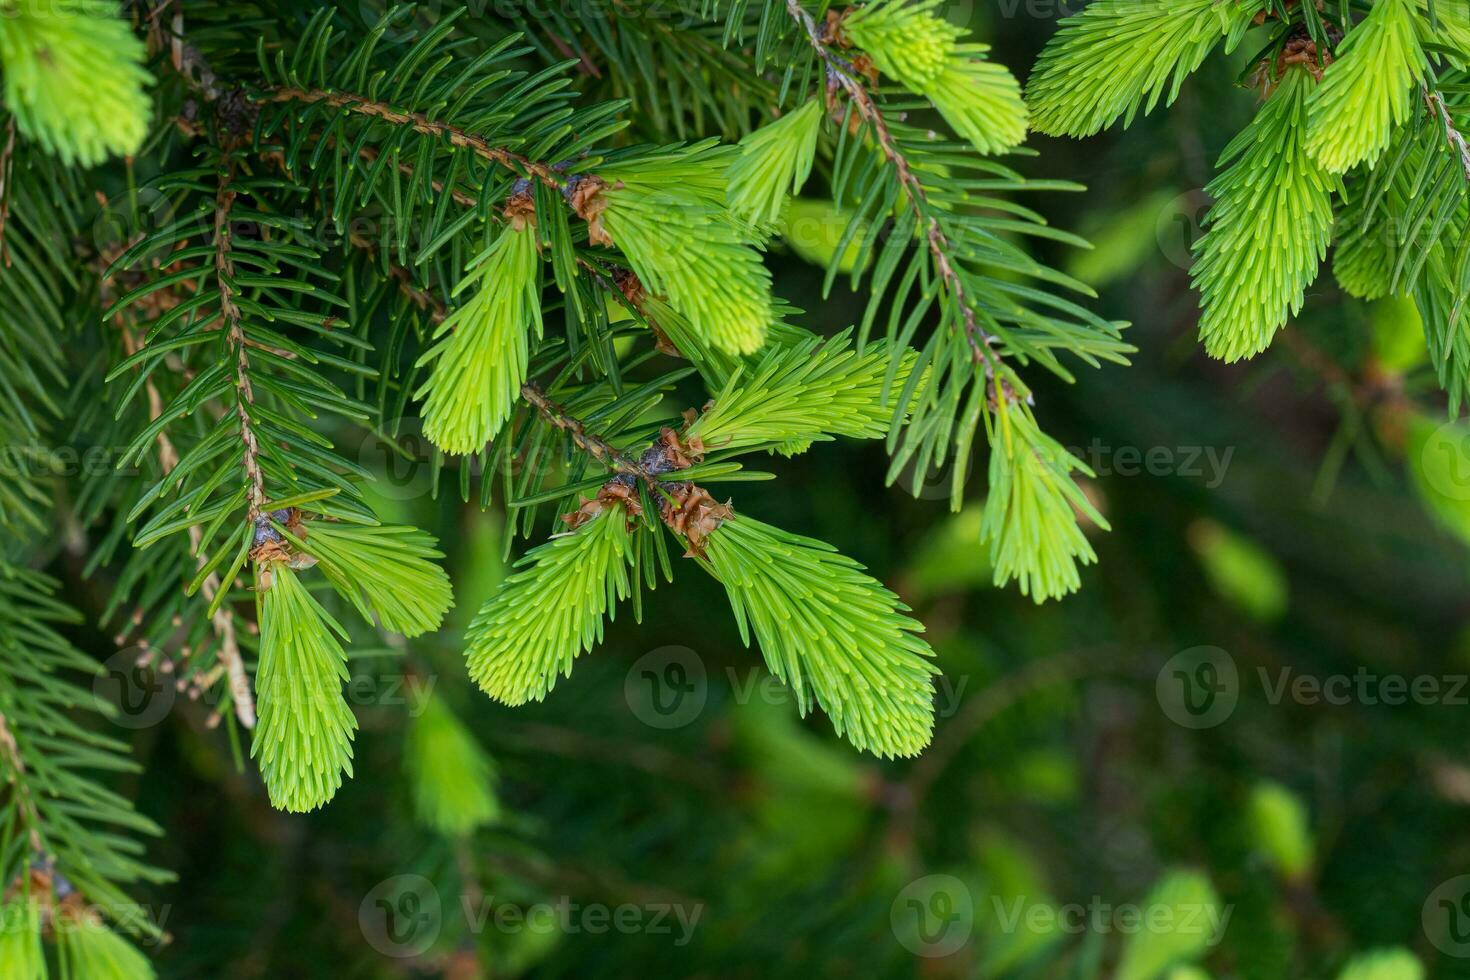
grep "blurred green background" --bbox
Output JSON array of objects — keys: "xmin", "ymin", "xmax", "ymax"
[{"xmin": 64, "ymin": 4, "xmax": 1470, "ymax": 978}]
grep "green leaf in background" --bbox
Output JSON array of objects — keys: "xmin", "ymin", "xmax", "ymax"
[
  {"xmin": 1248, "ymin": 781, "xmax": 1314, "ymax": 882},
  {"xmin": 406, "ymin": 691, "xmax": 500, "ymax": 838},
  {"xmin": 901, "ymin": 505, "xmax": 993, "ymax": 599},
  {"xmin": 730, "ymin": 697, "xmax": 871, "ymax": 889},
  {"xmin": 1166, "ymin": 968, "xmax": 1213, "ymax": 980},
  {"xmin": 1404, "ymin": 412, "xmax": 1470, "ymax": 548},
  {"xmin": 1335, "ymin": 948, "xmax": 1423, "ymax": 980},
  {"xmin": 971, "ymin": 828, "xmax": 1066, "ymax": 975},
  {"xmin": 1000, "ymin": 746, "xmax": 1080, "ymax": 806},
  {"xmin": 1068, "ymin": 189, "xmax": 1183, "ymax": 287},
  {"xmin": 1114, "ymin": 870, "xmax": 1225, "ymax": 980},
  {"xmin": 781, "ymin": 199, "xmax": 869, "ymax": 274},
  {"xmin": 1369, "ymin": 296, "xmax": 1428, "ymax": 375},
  {"xmin": 1187, "ymin": 520, "xmax": 1289, "ymax": 623}
]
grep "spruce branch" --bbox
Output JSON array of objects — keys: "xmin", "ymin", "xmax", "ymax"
[
  {"xmin": 212, "ymin": 155, "xmax": 268, "ymax": 523},
  {"xmin": 406, "ymin": 690, "xmax": 500, "ymax": 837},
  {"xmin": 1426, "ymin": 87, "xmax": 1470, "ymax": 182},
  {"xmin": 784, "ymin": 0, "xmax": 997, "ymax": 370},
  {"xmin": 1026, "ymin": 0, "xmax": 1262, "ymax": 137},
  {"xmin": 252, "ymin": 560, "xmax": 357, "ymax": 813},
  {"xmin": 111, "ymin": 312, "xmax": 256, "ymax": 730},
  {"xmin": 466, "ymin": 504, "xmax": 637, "ymax": 705},
  {"xmin": 0, "ymin": 708, "xmax": 43, "ymax": 854},
  {"xmin": 520, "ymin": 381, "xmax": 654, "ymax": 481},
  {"xmin": 1304, "ymin": 0, "xmax": 1425, "ymax": 172},
  {"xmin": 0, "ymin": 0, "xmax": 152, "ymax": 166},
  {"xmin": 699, "ymin": 513, "xmax": 938, "ymax": 757},
  {"xmin": 837, "ymin": 0, "xmax": 1027, "ymax": 154},
  {"xmin": 258, "ymin": 86, "xmax": 564, "ymax": 188},
  {"xmin": 1193, "ymin": 66, "xmax": 1337, "ymax": 361},
  {"xmin": 0, "ymin": 566, "xmax": 172, "ymax": 945}
]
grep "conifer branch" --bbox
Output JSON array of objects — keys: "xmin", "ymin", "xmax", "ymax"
[
  {"xmin": 0, "ymin": 708, "xmax": 43, "ymax": 854},
  {"xmin": 1426, "ymin": 87, "xmax": 1470, "ymax": 182},
  {"xmin": 520, "ymin": 382, "xmax": 654, "ymax": 480},
  {"xmin": 112, "ymin": 311, "xmax": 257, "ymax": 731},
  {"xmin": 258, "ymin": 87, "xmax": 564, "ymax": 188},
  {"xmin": 212, "ymin": 158, "xmax": 268, "ymax": 523},
  {"xmin": 785, "ymin": 0, "xmax": 997, "ymax": 370},
  {"xmin": 363, "ymin": 232, "xmax": 681, "ymax": 468},
  {"xmin": 356, "ymin": 144, "xmax": 479, "ymax": 209}
]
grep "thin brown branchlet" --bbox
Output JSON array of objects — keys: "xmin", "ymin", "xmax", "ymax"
[
  {"xmin": 787, "ymin": 0, "xmax": 999, "ymax": 374},
  {"xmin": 259, "ymin": 86, "xmax": 564, "ymax": 188}
]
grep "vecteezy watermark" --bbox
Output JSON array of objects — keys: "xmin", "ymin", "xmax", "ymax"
[
  {"xmin": 1156, "ymin": 646, "xmax": 1240, "ymax": 729},
  {"xmin": 624, "ymin": 647, "xmax": 971, "ymax": 730},
  {"xmin": 97, "ymin": 643, "xmax": 438, "ymax": 731},
  {"xmin": 1424, "ymin": 875, "xmax": 1470, "ymax": 957},
  {"xmin": 461, "ymin": 895, "xmax": 702, "ymax": 947},
  {"xmin": 1157, "ymin": 647, "xmax": 1470, "ymax": 729},
  {"xmin": 891, "ymin": 875, "xmax": 974, "ymax": 958},
  {"xmin": 0, "ymin": 442, "xmax": 140, "ymax": 480},
  {"xmin": 0, "ymin": 898, "xmax": 172, "ymax": 947},
  {"xmin": 360, "ymin": 874, "xmax": 444, "ymax": 958},
  {"xmin": 1156, "ymin": 190, "xmax": 1213, "ymax": 271},
  {"xmin": 625, "ymin": 646, "xmax": 709, "ymax": 729},
  {"xmin": 1064, "ymin": 440, "xmax": 1234, "ymax": 489},
  {"xmin": 359, "ymin": 874, "xmax": 703, "ymax": 958},
  {"xmin": 1257, "ymin": 666, "xmax": 1469, "ymax": 707},
  {"xmin": 992, "ymin": 0, "xmax": 1079, "ymax": 17},
  {"xmin": 352, "ymin": 0, "xmax": 707, "ymax": 44},
  {"xmin": 355, "ymin": 420, "xmax": 576, "ymax": 502},
  {"xmin": 357, "ymin": 420, "xmax": 437, "ymax": 502},
  {"xmin": 1417, "ymin": 419, "xmax": 1470, "ymax": 504},
  {"xmin": 989, "ymin": 894, "xmax": 1232, "ymax": 940},
  {"xmin": 96, "ymin": 645, "xmax": 176, "ymax": 730},
  {"xmin": 889, "ymin": 878, "xmax": 1231, "ymax": 959}
]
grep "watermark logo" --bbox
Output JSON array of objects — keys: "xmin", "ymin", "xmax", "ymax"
[
  {"xmin": 357, "ymin": 419, "xmax": 436, "ymax": 502},
  {"xmin": 462, "ymin": 896, "xmax": 702, "ymax": 944},
  {"xmin": 1418, "ymin": 420, "xmax": 1470, "ymax": 504},
  {"xmin": 624, "ymin": 647, "xmax": 972, "ymax": 730},
  {"xmin": 1424, "ymin": 875, "xmax": 1470, "ymax": 957},
  {"xmin": 989, "ymin": 895, "xmax": 1231, "ymax": 941},
  {"xmin": 891, "ymin": 875, "xmax": 973, "ymax": 958},
  {"xmin": 360, "ymin": 874, "xmax": 443, "ymax": 958},
  {"xmin": 95, "ymin": 646, "xmax": 175, "ymax": 730},
  {"xmin": 91, "ymin": 187, "xmax": 178, "ymax": 255},
  {"xmin": 1065, "ymin": 440, "xmax": 1234, "ymax": 489},
  {"xmin": 890, "ymin": 454, "xmax": 974, "ymax": 503},
  {"xmin": 625, "ymin": 646, "xmax": 707, "ymax": 729},
  {"xmin": 1156, "ymin": 191, "xmax": 1212, "ymax": 271},
  {"xmin": 1156, "ymin": 646, "xmax": 1238, "ymax": 729}
]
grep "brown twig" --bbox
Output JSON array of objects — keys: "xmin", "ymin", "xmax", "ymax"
[
  {"xmin": 519, "ymin": 382, "xmax": 653, "ymax": 480},
  {"xmin": 1426, "ymin": 88, "xmax": 1470, "ymax": 183},
  {"xmin": 213, "ymin": 159, "xmax": 269, "ymax": 524},
  {"xmin": 259, "ymin": 87, "xmax": 563, "ymax": 188},
  {"xmin": 0, "ymin": 116, "xmax": 14, "ymax": 268},
  {"xmin": 99, "ymin": 225, "xmax": 258, "ymax": 729},
  {"xmin": 0, "ymin": 710, "xmax": 44, "ymax": 853},
  {"xmin": 355, "ymin": 144, "xmax": 479, "ymax": 209},
  {"xmin": 785, "ymin": 0, "xmax": 998, "ymax": 373},
  {"xmin": 119, "ymin": 324, "xmax": 256, "ymax": 729}
]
